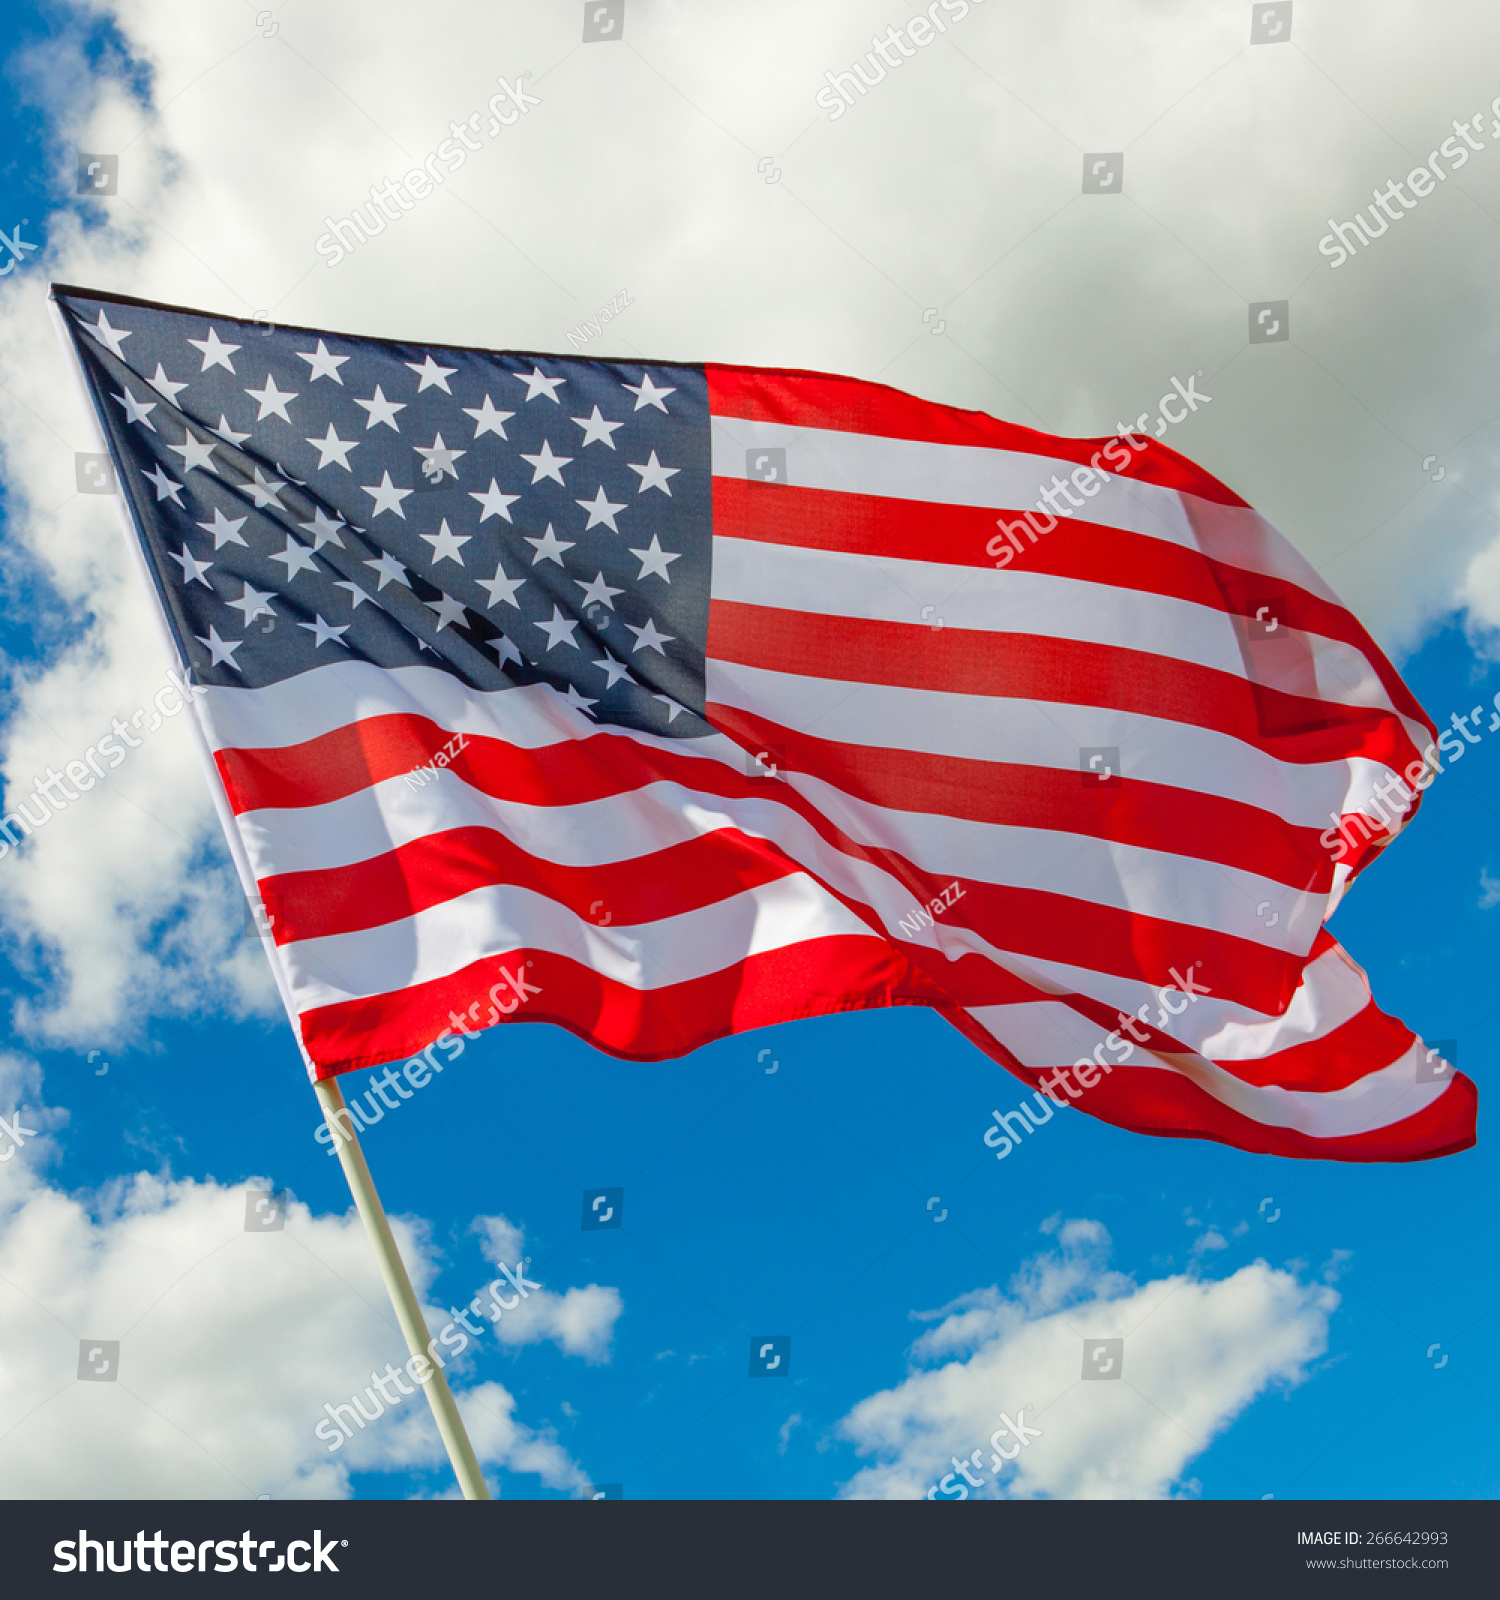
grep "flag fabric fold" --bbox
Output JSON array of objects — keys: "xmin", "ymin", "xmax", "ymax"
[{"xmin": 53, "ymin": 284, "xmax": 1476, "ymax": 1162}]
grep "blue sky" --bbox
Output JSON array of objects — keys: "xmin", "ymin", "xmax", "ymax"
[{"xmin": 0, "ymin": 0, "xmax": 1496, "ymax": 1501}]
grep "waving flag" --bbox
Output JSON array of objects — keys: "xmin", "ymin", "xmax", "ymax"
[{"xmin": 53, "ymin": 285, "xmax": 1476, "ymax": 1162}]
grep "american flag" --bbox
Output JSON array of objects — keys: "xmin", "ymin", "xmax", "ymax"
[{"xmin": 55, "ymin": 285, "xmax": 1476, "ymax": 1162}]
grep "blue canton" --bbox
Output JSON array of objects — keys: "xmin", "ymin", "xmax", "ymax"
[{"xmin": 56, "ymin": 287, "xmax": 712, "ymax": 738}]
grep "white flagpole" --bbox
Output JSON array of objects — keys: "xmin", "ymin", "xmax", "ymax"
[
  {"xmin": 48, "ymin": 289, "xmax": 492, "ymax": 1502},
  {"xmin": 314, "ymin": 1078, "xmax": 491, "ymax": 1501}
]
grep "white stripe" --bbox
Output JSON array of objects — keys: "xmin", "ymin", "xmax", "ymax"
[
  {"xmin": 713, "ymin": 534, "xmax": 1416, "ymax": 726},
  {"xmin": 281, "ymin": 872, "xmax": 877, "ymax": 1011},
  {"xmin": 711, "ymin": 414, "xmax": 1339, "ymax": 599},
  {"xmin": 706, "ymin": 656, "xmax": 1404, "ymax": 837},
  {"xmin": 967, "ymin": 942, "xmax": 1370, "ymax": 1069},
  {"xmin": 197, "ymin": 660, "xmax": 742, "ymax": 764},
  {"xmin": 966, "ymin": 1003, "xmax": 1443, "ymax": 1139}
]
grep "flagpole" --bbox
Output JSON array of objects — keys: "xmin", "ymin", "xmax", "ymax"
[{"xmin": 314, "ymin": 1077, "xmax": 492, "ymax": 1501}]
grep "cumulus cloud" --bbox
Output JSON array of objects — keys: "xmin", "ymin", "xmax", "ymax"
[
  {"xmin": 2, "ymin": 0, "xmax": 1498, "ymax": 1043},
  {"xmin": 837, "ymin": 1216, "xmax": 1337, "ymax": 1500},
  {"xmin": 472, "ymin": 1211, "xmax": 622, "ymax": 1364},
  {"xmin": 0, "ymin": 1063, "xmax": 607, "ymax": 1497}
]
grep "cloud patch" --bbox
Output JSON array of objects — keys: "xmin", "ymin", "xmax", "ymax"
[{"xmin": 837, "ymin": 1216, "xmax": 1337, "ymax": 1500}]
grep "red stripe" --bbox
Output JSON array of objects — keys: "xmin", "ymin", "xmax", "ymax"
[
  {"xmin": 262, "ymin": 822, "xmax": 801, "ymax": 944},
  {"xmin": 708, "ymin": 599, "xmax": 1425, "ymax": 773},
  {"xmin": 1219, "ymin": 1001, "xmax": 1416, "ymax": 1092},
  {"xmin": 706, "ymin": 363, "xmax": 1247, "ymax": 507},
  {"xmin": 704, "ymin": 701, "xmax": 1333, "ymax": 893},
  {"xmin": 217, "ymin": 713, "xmax": 685, "ymax": 815},
  {"xmin": 712, "ymin": 476, "xmax": 1434, "ymax": 743},
  {"xmin": 991, "ymin": 1048, "xmax": 1478, "ymax": 1164},
  {"xmin": 302, "ymin": 934, "xmax": 939, "ymax": 1074},
  {"xmin": 303, "ymin": 923, "xmax": 1477, "ymax": 1163}
]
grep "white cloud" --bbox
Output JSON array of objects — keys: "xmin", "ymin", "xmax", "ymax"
[
  {"xmin": 2, "ymin": 0, "xmax": 1499, "ymax": 1039},
  {"xmin": 471, "ymin": 1211, "xmax": 623, "ymax": 1364},
  {"xmin": 837, "ymin": 1217, "xmax": 1337, "ymax": 1500},
  {"xmin": 0, "ymin": 1064, "xmax": 605, "ymax": 1497},
  {"xmin": 470, "ymin": 1212, "xmax": 524, "ymax": 1267}
]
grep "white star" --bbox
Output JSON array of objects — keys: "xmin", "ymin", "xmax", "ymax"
[
  {"xmin": 493, "ymin": 633, "xmax": 523, "ymax": 668},
  {"xmin": 469, "ymin": 478, "xmax": 520, "ymax": 523},
  {"xmin": 167, "ymin": 429, "xmax": 217, "ymax": 474},
  {"xmin": 364, "ymin": 552, "xmax": 411, "ymax": 590},
  {"xmin": 628, "ymin": 449, "xmax": 680, "ymax": 496},
  {"xmin": 563, "ymin": 685, "xmax": 598, "ymax": 716},
  {"xmin": 361, "ymin": 470, "xmax": 413, "ymax": 519},
  {"xmin": 270, "ymin": 535, "xmax": 320, "ymax": 580},
  {"xmin": 147, "ymin": 364, "xmax": 189, "ymax": 406},
  {"xmin": 111, "ymin": 388, "xmax": 156, "ymax": 431},
  {"xmin": 425, "ymin": 591, "xmax": 470, "ymax": 631},
  {"xmin": 592, "ymin": 654, "xmax": 632, "ymax": 689},
  {"xmin": 299, "ymin": 614, "xmax": 351, "ymax": 648},
  {"xmin": 406, "ymin": 355, "xmax": 458, "ymax": 393},
  {"xmin": 514, "ymin": 365, "xmax": 565, "ymax": 402},
  {"xmin": 196, "ymin": 507, "xmax": 248, "ymax": 548},
  {"xmin": 534, "ymin": 606, "xmax": 580, "ymax": 650},
  {"xmin": 575, "ymin": 571, "xmax": 623, "ymax": 610},
  {"xmin": 335, "ymin": 580, "xmax": 374, "ymax": 610},
  {"xmin": 572, "ymin": 406, "xmax": 624, "ymax": 449},
  {"xmin": 476, "ymin": 562, "xmax": 526, "ymax": 609},
  {"xmin": 421, "ymin": 518, "xmax": 470, "ymax": 566},
  {"xmin": 415, "ymin": 432, "xmax": 465, "ymax": 483},
  {"xmin": 627, "ymin": 616, "xmax": 675, "ymax": 654},
  {"xmin": 622, "ymin": 372, "xmax": 675, "ymax": 412},
  {"xmin": 244, "ymin": 467, "xmax": 286, "ymax": 509},
  {"xmin": 521, "ymin": 438, "xmax": 573, "ymax": 486},
  {"xmin": 462, "ymin": 395, "xmax": 514, "ymax": 438},
  {"xmin": 187, "ymin": 326, "xmax": 240, "ymax": 373},
  {"xmin": 245, "ymin": 374, "xmax": 297, "ymax": 422},
  {"xmin": 87, "ymin": 310, "xmax": 131, "ymax": 359},
  {"xmin": 195, "ymin": 625, "xmax": 243, "ymax": 669},
  {"xmin": 295, "ymin": 339, "xmax": 350, "ymax": 384},
  {"xmin": 353, "ymin": 385, "xmax": 406, "ymax": 431},
  {"xmin": 525, "ymin": 523, "xmax": 575, "ymax": 566},
  {"xmin": 226, "ymin": 583, "xmax": 276, "ymax": 625},
  {"xmin": 211, "ymin": 414, "xmax": 250, "ymax": 446},
  {"xmin": 306, "ymin": 423, "xmax": 359, "ymax": 470},
  {"xmin": 141, "ymin": 464, "xmax": 184, "ymax": 505},
  {"xmin": 628, "ymin": 535, "xmax": 682, "ymax": 582},
  {"xmin": 576, "ymin": 485, "xmax": 626, "ymax": 532},
  {"xmin": 168, "ymin": 544, "xmax": 212, "ymax": 586},
  {"xmin": 299, "ymin": 507, "xmax": 346, "ymax": 549},
  {"xmin": 653, "ymin": 693, "xmax": 687, "ymax": 722}
]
